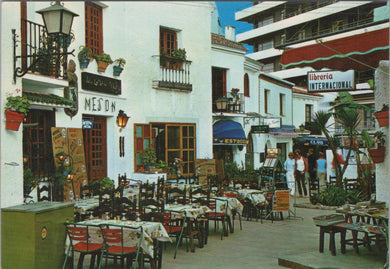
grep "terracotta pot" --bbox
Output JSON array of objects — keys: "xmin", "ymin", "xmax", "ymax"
[
  {"xmin": 367, "ymin": 147, "xmax": 386, "ymax": 164},
  {"xmin": 5, "ymin": 110, "xmax": 25, "ymax": 131},
  {"xmin": 374, "ymin": 110, "xmax": 389, "ymax": 127},
  {"xmin": 97, "ymin": 61, "xmax": 109, "ymax": 72}
]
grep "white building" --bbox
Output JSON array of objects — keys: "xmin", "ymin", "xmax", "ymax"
[{"xmin": 1, "ymin": 1, "xmax": 215, "ymax": 207}]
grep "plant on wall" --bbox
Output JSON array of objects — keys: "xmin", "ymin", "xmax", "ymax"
[
  {"xmin": 4, "ymin": 90, "xmax": 30, "ymax": 131},
  {"xmin": 96, "ymin": 52, "xmax": 113, "ymax": 72}
]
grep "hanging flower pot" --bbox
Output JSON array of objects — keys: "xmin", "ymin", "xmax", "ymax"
[
  {"xmin": 79, "ymin": 56, "xmax": 90, "ymax": 69},
  {"xmin": 113, "ymin": 65, "xmax": 123, "ymax": 76},
  {"xmin": 97, "ymin": 60, "xmax": 109, "ymax": 72},
  {"xmin": 367, "ymin": 147, "xmax": 385, "ymax": 164},
  {"xmin": 374, "ymin": 110, "xmax": 389, "ymax": 127},
  {"xmin": 5, "ymin": 110, "xmax": 25, "ymax": 131}
]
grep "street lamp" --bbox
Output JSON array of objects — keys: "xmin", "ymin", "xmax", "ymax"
[
  {"xmin": 117, "ymin": 110, "xmax": 130, "ymax": 129},
  {"xmin": 215, "ymin": 97, "xmax": 229, "ymax": 112},
  {"xmin": 36, "ymin": 1, "xmax": 79, "ymax": 36}
]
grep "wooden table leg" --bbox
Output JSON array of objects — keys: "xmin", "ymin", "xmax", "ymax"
[
  {"xmin": 319, "ymin": 227, "xmax": 325, "ymax": 253},
  {"xmin": 187, "ymin": 219, "xmax": 195, "ymax": 252},
  {"xmin": 330, "ymin": 230, "xmax": 336, "ymax": 256},
  {"xmin": 340, "ymin": 229, "xmax": 346, "ymax": 254},
  {"xmin": 351, "ymin": 230, "xmax": 359, "ymax": 254}
]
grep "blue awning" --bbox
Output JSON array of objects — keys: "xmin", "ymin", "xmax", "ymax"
[{"xmin": 213, "ymin": 120, "xmax": 247, "ymax": 145}]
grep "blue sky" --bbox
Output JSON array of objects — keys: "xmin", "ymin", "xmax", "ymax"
[{"xmin": 215, "ymin": 1, "xmax": 253, "ymax": 52}]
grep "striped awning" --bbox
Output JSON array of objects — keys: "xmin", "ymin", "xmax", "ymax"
[{"xmin": 280, "ymin": 28, "xmax": 389, "ymax": 71}]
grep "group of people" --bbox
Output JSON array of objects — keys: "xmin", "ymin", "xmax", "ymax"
[{"xmin": 284, "ymin": 149, "xmax": 327, "ymax": 198}]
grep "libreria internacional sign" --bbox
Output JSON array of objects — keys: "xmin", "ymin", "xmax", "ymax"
[{"xmin": 307, "ymin": 70, "xmax": 355, "ymax": 92}]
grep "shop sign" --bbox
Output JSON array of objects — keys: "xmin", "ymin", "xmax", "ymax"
[
  {"xmin": 307, "ymin": 70, "xmax": 355, "ymax": 92},
  {"xmin": 263, "ymin": 118, "xmax": 280, "ymax": 128},
  {"xmin": 81, "ymin": 72, "xmax": 121, "ymax": 95},
  {"xmin": 213, "ymin": 138, "xmax": 247, "ymax": 145},
  {"xmin": 41, "ymin": 226, "xmax": 47, "ymax": 240},
  {"xmin": 251, "ymin": 125, "xmax": 269, "ymax": 133},
  {"xmin": 84, "ymin": 96, "xmax": 116, "ymax": 113}
]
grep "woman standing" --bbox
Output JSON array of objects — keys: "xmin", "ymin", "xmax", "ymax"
[
  {"xmin": 294, "ymin": 149, "xmax": 308, "ymax": 197},
  {"xmin": 284, "ymin": 152, "xmax": 295, "ymax": 196}
]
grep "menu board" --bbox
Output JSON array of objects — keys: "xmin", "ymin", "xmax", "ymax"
[
  {"xmin": 51, "ymin": 127, "xmax": 88, "ymax": 201},
  {"xmin": 273, "ymin": 190, "xmax": 290, "ymax": 212},
  {"xmin": 195, "ymin": 159, "xmax": 216, "ymax": 184}
]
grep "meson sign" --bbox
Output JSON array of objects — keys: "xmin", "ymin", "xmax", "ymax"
[{"xmin": 307, "ymin": 70, "xmax": 355, "ymax": 92}]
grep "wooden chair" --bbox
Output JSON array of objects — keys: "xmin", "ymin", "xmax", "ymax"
[
  {"xmin": 80, "ymin": 184, "xmax": 92, "ymax": 200},
  {"xmin": 139, "ymin": 198, "xmax": 164, "ymax": 215},
  {"xmin": 113, "ymin": 196, "xmax": 137, "ymax": 220},
  {"xmin": 95, "ymin": 188, "xmax": 114, "ymax": 219},
  {"xmin": 163, "ymin": 210, "xmax": 187, "ymax": 259},
  {"xmin": 165, "ymin": 187, "xmax": 187, "ymax": 205},
  {"xmin": 99, "ymin": 224, "xmax": 143, "ymax": 268},
  {"xmin": 37, "ymin": 181, "xmax": 51, "ymax": 202},
  {"xmin": 156, "ymin": 176, "xmax": 165, "ymax": 200},
  {"xmin": 64, "ymin": 222, "xmax": 104, "ymax": 269},
  {"xmin": 206, "ymin": 198, "xmax": 228, "ymax": 240},
  {"xmin": 139, "ymin": 181, "xmax": 155, "ymax": 201},
  {"xmin": 117, "ymin": 173, "xmax": 128, "ymax": 187}
]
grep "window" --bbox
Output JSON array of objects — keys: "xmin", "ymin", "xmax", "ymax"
[
  {"xmin": 297, "ymin": 30, "xmax": 305, "ymax": 40},
  {"xmin": 23, "ymin": 109, "xmax": 56, "ymax": 177},
  {"xmin": 85, "ymin": 2, "xmax": 103, "ymax": 57},
  {"xmin": 212, "ymin": 67, "xmax": 227, "ymax": 112},
  {"xmin": 134, "ymin": 123, "xmax": 196, "ymax": 177},
  {"xmin": 262, "ymin": 63, "xmax": 274, "ymax": 73},
  {"xmin": 160, "ymin": 27, "xmax": 177, "ymax": 56},
  {"xmin": 265, "ymin": 89, "xmax": 270, "ymax": 114},
  {"xmin": 279, "ymin": 93, "xmax": 286, "ymax": 116},
  {"xmin": 258, "ymin": 40, "xmax": 273, "ymax": 51},
  {"xmin": 363, "ymin": 104, "xmax": 375, "ymax": 129},
  {"xmin": 305, "ymin": 104, "xmax": 313, "ymax": 123},
  {"xmin": 243, "ymin": 73, "xmax": 249, "ymax": 97}
]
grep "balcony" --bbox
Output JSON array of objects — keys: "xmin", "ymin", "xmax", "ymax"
[
  {"xmin": 153, "ymin": 55, "xmax": 192, "ymax": 92},
  {"xmin": 15, "ymin": 19, "xmax": 71, "ymax": 81},
  {"xmin": 212, "ymin": 93, "xmax": 245, "ymax": 114}
]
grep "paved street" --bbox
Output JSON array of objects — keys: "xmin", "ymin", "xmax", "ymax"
[{"xmin": 78, "ymin": 201, "xmax": 386, "ymax": 269}]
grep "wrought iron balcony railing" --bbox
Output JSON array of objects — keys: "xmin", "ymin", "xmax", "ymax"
[
  {"xmin": 153, "ymin": 56, "xmax": 192, "ymax": 91},
  {"xmin": 14, "ymin": 18, "xmax": 72, "ymax": 81}
]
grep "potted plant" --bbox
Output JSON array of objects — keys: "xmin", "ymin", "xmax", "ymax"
[
  {"xmin": 160, "ymin": 48, "xmax": 186, "ymax": 70},
  {"xmin": 367, "ymin": 131, "xmax": 386, "ymax": 163},
  {"xmin": 77, "ymin": 45, "xmax": 93, "ymax": 69},
  {"xmin": 141, "ymin": 147, "xmax": 157, "ymax": 170},
  {"xmin": 373, "ymin": 104, "xmax": 389, "ymax": 127},
  {"xmin": 96, "ymin": 52, "xmax": 113, "ymax": 72},
  {"xmin": 4, "ymin": 95, "xmax": 30, "ymax": 131},
  {"xmin": 113, "ymin": 58, "xmax": 126, "ymax": 76}
]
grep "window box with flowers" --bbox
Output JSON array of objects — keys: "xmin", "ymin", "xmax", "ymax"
[
  {"xmin": 4, "ymin": 92, "xmax": 30, "ymax": 131},
  {"xmin": 113, "ymin": 58, "xmax": 126, "ymax": 76},
  {"xmin": 77, "ymin": 45, "xmax": 93, "ymax": 69},
  {"xmin": 160, "ymin": 48, "xmax": 186, "ymax": 70}
]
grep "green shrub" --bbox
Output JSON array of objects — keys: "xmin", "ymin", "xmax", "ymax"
[
  {"xmin": 316, "ymin": 186, "xmax": 347, "ymax": 206},
  {"xmin": 346, "ymin": 190, "xmax": 365, "ymax": 204}
]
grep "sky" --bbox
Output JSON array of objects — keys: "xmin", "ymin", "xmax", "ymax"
[{"xmin": 215, "ymin": 1, "xmax": 253, "ymax": 52}]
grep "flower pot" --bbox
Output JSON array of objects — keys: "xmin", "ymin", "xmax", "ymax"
[
  {"xmin": 374, "ymin": 110, "xmax": 389, "ymax": 127},
  {"xmin": 367, "ymin": 147, "xmax": 386, "ymax": 164},
  {"xmin": 5, "ymin": 110, "xmax": 25, "ymax": 131},
  {"xmin": 97, "ymin": 61, "xmax": 109, "ymax": 72},
  {"xmin": 113, "ymin": 66, "xmax": 123, "ymax": 76},
  {"xmin": 79, "ymin": 56, "xmax": 90, "ymax": 69}
]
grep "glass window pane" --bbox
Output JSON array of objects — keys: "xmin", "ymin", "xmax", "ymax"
[
  {"xmin": 136, "ymin": 152, "xmax": 142, "ymax": 164},
  {"xmin": 189, "ymin": 138, "xmax": 194, "ymax": 149},
  {"xmin": 183, "ymin": 126, "xmax": 188, "ymax": 137},
  {"xmin": 167, "ymin": 151, "xmax": 180, "ymax": 164},
  {"xmin": 143, "ymin": 138, "xmax": 150, "ymax": 149},
  {"xmin": 167, "ymin": 126, "xmax": 180, "ymax": 149},
  {"xmin": 189, "ymin": 126, "xmax": 194, "ymax": 137},
  {"xmin": 189, "ymin": 150, "xmax": 194, "ymax": 161},
  {"xmin": 183, "ymin": 138, "xmax": 188, "ymax": 149},
  {"xmin": 136, "ymin": 125, "xmax": 143, "ymax": 137},
  {"xmin": 183, "ymin": 151, "xmax": 188, "ymax": 161}
]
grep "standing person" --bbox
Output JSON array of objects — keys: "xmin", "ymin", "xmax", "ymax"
[
  {"xmin": 294, "ymin": 149, "xmax": 308, "ymax": 197},
  {"xmin": 307, "ymin": 148, "xmax": 317, "ymax": 186},
  {"xmin": 316, "ymin": 152, "xmax": 327, "ymax": 191},
  {"xmin": 284, "ymin": 152, "xmax": 295, "ymax": 196}
]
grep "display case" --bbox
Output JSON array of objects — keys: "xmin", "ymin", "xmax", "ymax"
[{"xmin": 261, "ymin": 155, "xmax": 286, "ymax": 189}]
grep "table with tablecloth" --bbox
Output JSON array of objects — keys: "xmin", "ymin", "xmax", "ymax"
[
  {"xmin": 75, "ymin": 219, "xmax": 171, "ymax": 258},
  {"xmin": 237, "ymin": 189, "xmax": 267, "ymax": 205}
]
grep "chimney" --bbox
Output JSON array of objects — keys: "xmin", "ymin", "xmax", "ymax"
[{"xmin": 225, "ymin": 25, "xmax": 235, "ymax": 41}]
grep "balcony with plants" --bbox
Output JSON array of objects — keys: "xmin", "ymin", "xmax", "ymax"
[
  {"xmin": 154, "ymin": 48, "xmax": 192, "ymax": 92},
  {"xmin": 16, "ymin": 19, "xmax": 73, "ymax": 80},
  {"xmin": 212, "ymin": 89, "xmax": 245, "ymax": 115}
]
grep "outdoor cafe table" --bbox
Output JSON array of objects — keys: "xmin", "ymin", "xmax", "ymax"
[
  {"xmin": 165, "ymin": 203, "xmax": 210, "ymax": 252},
  {"xmin": 215, "ymin": 196, "xmax": 243, "ymax": 233},
  {"xmin": 237, "ymin": 189, "xmax": 267, "ymax": 205},
  {"xmin": 76, "ymin": 219, "xmax": 172, "ymax": 258},
  {"xmin": 74, "ymin": 196, "xmax": 99, "ymax": 215}
]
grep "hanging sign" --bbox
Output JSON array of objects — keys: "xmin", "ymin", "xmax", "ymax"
[
  {"xmin": 81, "ymin": 72, "xmax": 121, "ymax": 95},
  {"xmin": 307, "ymin": 70, "xmax": 355, "ymax": 92}
]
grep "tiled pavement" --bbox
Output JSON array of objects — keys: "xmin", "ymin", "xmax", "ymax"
[{"xmin": 76, "ymin": 198, "xmax": 387, "ymax": 269}]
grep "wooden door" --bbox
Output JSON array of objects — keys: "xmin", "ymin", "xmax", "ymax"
[{"xmin": 83, "ymin": 116, "xmax": 107, "ymax": 182}]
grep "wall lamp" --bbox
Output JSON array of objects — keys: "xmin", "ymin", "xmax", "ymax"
[
  {"xmin": 13, "ymin": 1, "xmax": 78, "ymax": 82},
  {"xmin": 117, "ymin": 110, "xmax": 130, "ymax": 130},
  {"xmin": 215, "ymin": 97, "xmax": 229, "ymax": 111}
]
